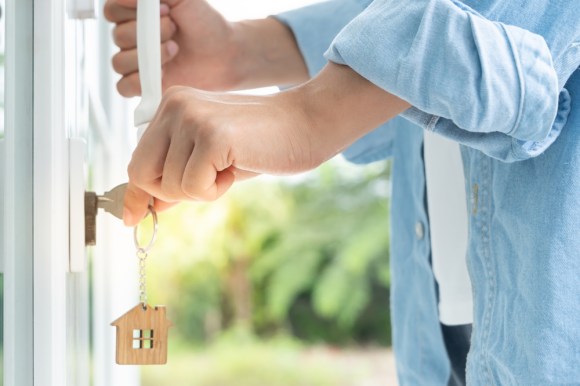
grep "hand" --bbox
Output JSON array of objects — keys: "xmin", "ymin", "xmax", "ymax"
[
  {"xmin": 127, "ymin": 87, "xmax": 315, "ymax": 203},
  {"xmin": 104, "ymin": 0, "xmax": 240, "ymax": 96},
  {"xmin": 123, "ymin": 63, "xmax": 410, "ymax": 225},
  {"xmin": 104, "ymin": 0, "xmax": 309, "ymax": 97}
]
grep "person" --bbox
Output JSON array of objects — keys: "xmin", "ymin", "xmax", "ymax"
[{"xmin": 104, "ymin": 0, "xmax": 580, "ymax": 385}]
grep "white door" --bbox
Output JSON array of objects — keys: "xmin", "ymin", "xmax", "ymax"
[{"xmin": 2, "ymin": 0, "xmax": 139, "ymax": 385}]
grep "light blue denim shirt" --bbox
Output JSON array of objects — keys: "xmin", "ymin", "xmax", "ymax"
[{"xmin": 277, "ymin": 0, "xmax": 580, "ymax": 385}]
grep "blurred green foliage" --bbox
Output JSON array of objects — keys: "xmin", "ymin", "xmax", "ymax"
[
  {"xmin": 143, "ymin": 328, "xmax": 393, "ymax": 386},
  {"xmin": 148, "ymin": 159, "xmax": 392, "ymax": 347}
]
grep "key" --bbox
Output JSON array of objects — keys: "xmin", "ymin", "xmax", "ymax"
[
  {"xmin": 97, "ymin": 183, "xmax": 128, "ymax": 220},
  {"xmin": 85, "ymin": 183, "xmax": 128, "ymax": 246}
]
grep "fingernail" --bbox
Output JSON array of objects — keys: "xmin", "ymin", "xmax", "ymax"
[
  {"xmin": 167, "ymin": 40, "xmax": 178, "ymax": 57},
  {"xmin": 160, "ymin": 4, "xmax": 170, "ymax": 15}
]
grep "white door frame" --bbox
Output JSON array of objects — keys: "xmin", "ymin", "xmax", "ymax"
[
  {"xmin": 3, "ymin": 0, "xmax": 34, "ymax": 385},
  {"xmin": 4, "ymin": 0, "xmax": 92, "ymax": 385},
  {"xmin": 4, "ymin": 1, "xmax": 143, "ymax": 384},
  {"xmin": 33, "ymin": 0, "xmax": 70, "ymax": 384}
]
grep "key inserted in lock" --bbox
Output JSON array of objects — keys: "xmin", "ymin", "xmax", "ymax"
[{"xmin": 85, "ymin": 183, "xmax": 128, "ymax": 246}]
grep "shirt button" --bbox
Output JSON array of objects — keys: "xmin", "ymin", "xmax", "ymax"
[{"xmin": 415, "ymin": 222, "xmax": 425, "ymax": 240}]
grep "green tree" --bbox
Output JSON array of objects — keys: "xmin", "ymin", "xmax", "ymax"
[{"xmin": 149, "ymin": 159, "xmax": 392, "ymax": 346}]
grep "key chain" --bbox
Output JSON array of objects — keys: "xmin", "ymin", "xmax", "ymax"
[{"xmin": 111, "ymin": 206, "xmax": 173, "ymax": 365}]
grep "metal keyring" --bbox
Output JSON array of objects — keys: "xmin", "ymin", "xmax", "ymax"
[{"xmin": 133, "ymin": 205, "xmax": 158, "ymax": 253}]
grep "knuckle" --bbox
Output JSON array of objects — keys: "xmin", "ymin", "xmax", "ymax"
[
  {"xmin": 195, "ymin": 120, "xmax": 220, "ymax": 147},
  {"xmin": 127, "ymin": 162, "xmax": 141, "ymax": 184},
  {"xmin": 181, "ymin": 180, "xmax": 217, "ymax": 202},
  {"xmin": 127, "ymin": 164, "xmax": 151, "ymax": 189},
  {"xmin": 181, "ymin": 110, "xmax": 199, "ymax": 131},
  {"xmin": 160, "ymin": 180, "xmax": 181, "ymax": 201},
  {"xmin": 162, "ymin": 87, "xmax": 189, "ymax": 109}
]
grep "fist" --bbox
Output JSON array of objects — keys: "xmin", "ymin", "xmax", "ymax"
[{"xmin": 104, "ymin": 0, "xmax": 240, "ymax": 97}]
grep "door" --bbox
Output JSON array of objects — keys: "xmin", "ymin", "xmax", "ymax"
[{"xmin": 2, "ymin": 0, "xmax": 138, "ymax": 385}]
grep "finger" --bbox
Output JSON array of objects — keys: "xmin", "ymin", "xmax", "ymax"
[
  {"xmin": 116, "ymin": 72, "xmax": 141, "ymax": 97},
  {"xmin": 111, "ymin": 0, "xmax": 137, "ymax": 8},
  {"xmin": 112, "ymin": 20, "xmax": 136, "ymax": 50},
  {"xmin": 181, "ymin": 146, "xmax": 235, "ymax": 201},
  {"xmin": 104, "ymin": 1, "xmax": 169, "ymax": 23},
  {"xmin": 127, "ymin": 123, "xmax": 171, "ymax": 199},
  {"xmin": 123, "ymin": 182, "xmax": 152, "ymax": 226},
  {"xmin": 112, "ymin": 16, "xmax": 176, "ymax": 50},
  {"xmin": 160, "ymin": 129, "xmax": 195, "ymax": 201},
  {"xmin": 153, "ymin": 198, "xmax": 178, "ymax": 213},
  {"xmin": 112, "ymin": 40, "xmax": 179, "ymax": 76},
  {"xmin": 103, "ymin": 1, "xmax": 136, "ymax": 23}
]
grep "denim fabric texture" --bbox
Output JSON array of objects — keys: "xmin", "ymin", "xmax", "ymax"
[{"xmin": 277, "ymin": 0, "xmax": 580, "ymax": 384}]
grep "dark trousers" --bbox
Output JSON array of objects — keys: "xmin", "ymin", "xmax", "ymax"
[{"xmin": 441, "ymin": 323, "xmax": 472, "ymax": 386}]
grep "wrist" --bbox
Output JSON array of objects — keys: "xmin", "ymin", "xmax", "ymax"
[
  {"xmin": 287, "ymin": 63, "xmax": 410, "ymax": 161},
  {"xmin": 230, "ymin": 18, "xmax": 309, "ymax": 90}
]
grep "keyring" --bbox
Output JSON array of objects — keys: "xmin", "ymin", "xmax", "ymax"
[{"xmin": 133, "ymin": 205, "xmax": 158, "ymax": 253}]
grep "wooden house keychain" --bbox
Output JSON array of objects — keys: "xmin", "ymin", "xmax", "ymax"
[{"xmin": 111, "ymin": 206, "xmax": 173, "ymax": 365}]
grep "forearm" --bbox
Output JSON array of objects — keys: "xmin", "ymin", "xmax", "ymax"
[
  {"xmin": 230, "ymin": 0, "xmax": 374, "ymax": 90},
  {"xmin": 230, "ymin": 17, "xmax": 309, "ymax": 89},
  {"xmin": 286, "ymin": 62, "xmax": 410, "ymax": 163},
  {"xmin": 124, "ymin": 62, "xmax": 409, "ymax": 224}
]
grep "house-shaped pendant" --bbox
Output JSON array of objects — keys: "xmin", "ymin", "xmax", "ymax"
[{"xmin": 111, "ymin": 304, "xmax": 173, "ymax": 365}]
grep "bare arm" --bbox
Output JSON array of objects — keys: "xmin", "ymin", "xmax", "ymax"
[
  {"xmin": 123, "ymin": 63, "xmax": 410, "ymax": 224},
  {"xmin": 231, "ymin": 17, "xmax": 309, "ymax": 89}
]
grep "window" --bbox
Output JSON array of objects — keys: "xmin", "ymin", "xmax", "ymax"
[{"xmin": 132, "ymin": 329, "xmax": 154, "ymax": 350}]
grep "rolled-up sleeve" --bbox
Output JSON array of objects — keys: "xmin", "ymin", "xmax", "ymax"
[
  {"xmin": 275, "ymin": 0, "xmax": 372, "ymax": 77},
  {"xmin": 325, "ymin": 0, "xmax": 570, "ymax": 161}
]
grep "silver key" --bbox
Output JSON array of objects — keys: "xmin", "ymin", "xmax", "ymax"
[{"xmin": 97, "ymin": 183, "xmax": 128, "ymax": 220}]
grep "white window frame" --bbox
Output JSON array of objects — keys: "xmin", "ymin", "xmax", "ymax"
[
  {"xmin": 3, "ymin": 1, "xmax": 139, "ymax": 385},
  {"xmin": 4, "ymin": 0, "xmax": 34, "ymax": 385}
]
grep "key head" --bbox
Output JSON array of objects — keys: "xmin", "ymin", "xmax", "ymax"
[{"xmin": 98, "ymin": 183, "xmax": 128, "ymax": 220}]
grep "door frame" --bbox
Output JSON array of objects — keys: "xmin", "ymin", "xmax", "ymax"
[
  {"xmin": 4, "ymin": 1, "xmax": 145, "ymax": 384},
  {"xmin": 4, "ymin": 0, "xmax": 92, "ymax": 385},
  {"xmin": 33, "ymin": 0, "xmax": 71, "ymax": 383},
  {"xmin": 3, "ymin": 0, "xmax": 34, "ymax": 385}
]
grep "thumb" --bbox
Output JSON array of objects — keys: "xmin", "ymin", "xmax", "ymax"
[{"xmin": 123, "ymin": 182, "xmax": 152, "ymax": 226}]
